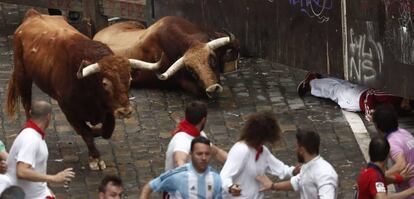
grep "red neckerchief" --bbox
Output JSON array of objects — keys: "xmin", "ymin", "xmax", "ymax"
[
  {"xmin": 46, "ymin": 196, "xmax": 55, "ymax": 199},
  {"xmin": 24, "ymin": 120, "xmax": 45, "ymax": 139},
  {"xmin": 255, "ymin": 145, "xmax": 263, "ymax": 161},
  {"xmin": 172, "ymin": 120, "xmax": 200, "ymax": 137}
]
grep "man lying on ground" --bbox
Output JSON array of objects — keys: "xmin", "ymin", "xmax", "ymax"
[{"xmin": 297, "ymin": 72, "xmax": 413, "ymax": 121}]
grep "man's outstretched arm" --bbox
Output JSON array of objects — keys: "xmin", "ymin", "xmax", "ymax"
[
  {"xmin": 256, "ymin": 175, "xmax": 294, "ymax": 192},
  {"xmin": 386, "ymin": 154, "xmax": 407, "ymax": 176},
  {"xmin": 173, "ymin": 151, "xmax": 188, "ymax": 168},
  {"xmin": 211, "ymin": 144, "xmax": 227, "ymax": 164},
  {"xmin": 139, "ymin": 183, "xmax": 153, "ymax": 199},
  {"xmin": 16, "ymin": 162, "xmax": 74, "ymax": 183}
]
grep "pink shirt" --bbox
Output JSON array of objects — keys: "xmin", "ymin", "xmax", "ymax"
[{"xmin": 387, "ymin": 128, "xmax": 414, "ymax": 197}]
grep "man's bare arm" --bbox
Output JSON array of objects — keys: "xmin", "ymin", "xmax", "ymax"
[
  {"xmin": 139, "ymin": 183, "xmax": 153, "ymax": 199},
  {"xmin": 375, "ymin": 186, "xmax": 414, "ymax": 199},
  {"xmin": 173, "ymin": 151, "xmax": 188, "ymax": 168},
  {"xmin": 16, "ymin": 162, "xmax": 74, "ymax": 183},
  {"xmin": 256, "ymin": 175, "xmax": 294, "ymax": 192},
  {"xmin": 273, "ymin": 181, "xmax": 294, "ymax": 191},
  {"xmin": 211, "ymin": 144, "xmax": 227, "ymax": 164},
  {"xmin": 386, "ymin": 154, "xmax": 407, "ymax": 176}
]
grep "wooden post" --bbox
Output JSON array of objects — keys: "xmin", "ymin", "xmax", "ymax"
[
  {"xmin": 82, "ymin": 0, "xmax": 107, "ymax": 36},
  {"xmin": 341, "ymin": 0, "xmax": 348, "ymax": 80},
  {"xmin": 146, "ymin": 0, "xmax": 155, "ymax": 25},
  {"xmin": 0, "ymin": 0, "xmax": 83, "ymax": 11}
]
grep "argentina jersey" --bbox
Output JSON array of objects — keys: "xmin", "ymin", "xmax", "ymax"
[{"xmin": 150, "ymin": 163, "xmax": 223, "ymax": 199}]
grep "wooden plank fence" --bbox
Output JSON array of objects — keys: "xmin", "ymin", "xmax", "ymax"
[{"xmin": 0, "ymin": 0, "xmax": 146, "ymax": 34}]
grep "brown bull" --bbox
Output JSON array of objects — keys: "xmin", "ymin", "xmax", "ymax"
[
  {"xmin": 6, "ymin": 9, "xmax": 157, "ymax": 170},
  {"xmin": 93, "ymin": 16, "xmax": 240, "ymax": 98}
]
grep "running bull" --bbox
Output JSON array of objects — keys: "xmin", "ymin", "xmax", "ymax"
[{"xmin": 6, "ymin": 9, "xmax": 159, "ymax": 170}]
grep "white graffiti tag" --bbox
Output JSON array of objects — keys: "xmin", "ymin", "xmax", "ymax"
[
  {"xmin": 348, "ymin": 28, "xmax": 384, "ymax": 84},
  {"xmin": 385, "ymin": 0, "xmax": 414, "ymax": 29},
  {"xmin": 289, "ymin": 0, "xmax": 333, "ymax": 23},
  {"xmin": 384, "ymin": 0, "xmax": 414, "ymax": 65}
]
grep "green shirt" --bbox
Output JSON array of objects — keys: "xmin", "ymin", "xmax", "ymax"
[{"xmin": 0, "ymin": 140, "xmax": 5, "ymax": 153}]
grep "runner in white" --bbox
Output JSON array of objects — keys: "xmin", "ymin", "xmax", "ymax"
[
  {"xmin": 220, "ymin": 111, "xmax": 298, "ymax": 199},
  {"xmin": 165, "ymin": 101, "xmax": 227, "ymax": 171},
  {"xmin": 4, "ymin": 101, "xmax": 74, "ymax": 199}
]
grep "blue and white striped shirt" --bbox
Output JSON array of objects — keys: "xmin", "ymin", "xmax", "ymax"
[{"xmin": 150, "ymin": 163, "xmax": 222, "ymax": 199}]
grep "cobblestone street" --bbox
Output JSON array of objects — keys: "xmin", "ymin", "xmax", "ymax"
[{"xmin": 0, "ymin": 3, "xmax": 378, "ymax": 199}]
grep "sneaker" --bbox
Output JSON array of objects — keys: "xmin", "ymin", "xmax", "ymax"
[{"xmin": 297, "ymin": 72, "xmax": 321, "ymax": 97}]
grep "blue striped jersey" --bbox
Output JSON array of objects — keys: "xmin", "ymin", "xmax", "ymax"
[{"xmin": 150, "ymin": 163, "xmax": 222, "ymax": 199}]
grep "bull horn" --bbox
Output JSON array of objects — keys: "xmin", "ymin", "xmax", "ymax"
[
  {"xmin": 207, "ymin": 36, "xmax": 231, "ymax": 50},
  {"xmin": 77, "ymin": 63, "xmax": 100, "ymax": 79},
  {"xmin": 223, "ymin": 30, "xmax": 235, "ymax": 42},
  {"xmin": 156, "ymin": 57, "xmax": 185, "ymax": 80},
  {"xmin": 129, "ymin": 58, "xmax": 161, "ymax": 70}
]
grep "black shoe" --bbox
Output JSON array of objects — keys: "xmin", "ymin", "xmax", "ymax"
[{"xmin": 297, "ymin": 72, "xmax": 319, "ymax": 97}]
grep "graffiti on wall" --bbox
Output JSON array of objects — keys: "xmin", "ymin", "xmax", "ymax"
[
  {"xmin": 348, "ymin": 23, "xmax": 384, "ymax": 84},
  {"xmin": 386, "ymin": 0, "xmax": 414, "ymax": 28},
  {"xmin": 47, "ymin": 0, "xmax": 78, "ymax": 9},
  {"xmin": 289, "ymin": 0, "xmax": 333, "ymax": 23},
  {"xmin": 383, "ymin": 0, "xmax": 414, "ymax": 65}
]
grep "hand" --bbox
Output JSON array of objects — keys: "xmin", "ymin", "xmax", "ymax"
[
  {"xmin": 52, "ymin": 168, "xmax": 75, "ymax": 183},
  {"xmin": 400, "ymin": 164, "xmax": 414, "ymax": 181},
  {"xmin": 229, "ymin": 184, "xmax": 242, "ymax": 196},
  {"xmin": 293, "ymin": 164, "xmax": 301, "ymax": 176},
  {"xmin": 365, "ymin": 108, "xmax": 375, "ymax": 122},
  {"xmin": 255, "ymin": 175, "xmax": 273, "ymax": 192},
  {"xmin": 0, "ymin": 160, "xmax": 7, "ymax": 174},
  {"xmin": 407, "ymin": 186, "xmax": 414, "ymax": 195}
]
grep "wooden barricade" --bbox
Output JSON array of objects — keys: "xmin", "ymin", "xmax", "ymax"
[{"xmin": 0, "ymin": 0, "xmax": 146, "ymax": 35}]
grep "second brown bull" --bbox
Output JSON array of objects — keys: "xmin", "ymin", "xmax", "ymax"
[{"xmin": 93, "ymin": 16, "xmax": 240, "ymax": 98}]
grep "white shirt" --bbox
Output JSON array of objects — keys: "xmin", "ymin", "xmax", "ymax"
[
  {"xmin": 290, "ymin": 155, "xmax": 338, "ymax": 199},
  {"xmin": 220, "ymin": 141, "xmax": 294, "ymax": 199},
  {"xmin": 0, "ymin": 174, "xmax": 11, "ymax": 193},
  {"xmin": 6, "ymin": 128, "xmax": 51, "ymax": 199},
  {"xmin": 165, "ymin": 131, "xmax": 207, "ymax": 171}
]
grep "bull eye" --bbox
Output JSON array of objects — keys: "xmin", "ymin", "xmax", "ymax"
[
  {"xmin": 209, "ymin": 56, "xmax": 217, "ymax": 68},
  {"xmin": 102, "ymin": 78, "xmax": 114, "ymax": 96},
  {"xmin": 190, "ymin": 69, "xmax": 198, "ymax": 80}
]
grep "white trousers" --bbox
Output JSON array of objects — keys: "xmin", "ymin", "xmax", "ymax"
[{"xmin": 310, "ymin": 77, "xmax": 368, "ymax": 112}]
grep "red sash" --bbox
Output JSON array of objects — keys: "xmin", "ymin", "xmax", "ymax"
[
  {"xmin": 24, "ymin": 120, "xmax": 45, "ymax": 139},
  {"xmin": 172, "ymin": 120, "xmax": 200, "ymax": 137},
  {"xmin": 255, "ymin": 145, "xmax": 263, "ymax": 161}
]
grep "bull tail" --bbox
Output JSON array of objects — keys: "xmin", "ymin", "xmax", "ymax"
[
  {"xmin": 6, "ymin": 36, "xmax": 24, "ymax": 118},
  {"xmin": 6, "ymin": 67, "xmax": 20, "ymax": 118}
]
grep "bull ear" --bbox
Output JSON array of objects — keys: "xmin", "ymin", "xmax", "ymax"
[{"xmin": 77, "ymin": 60, "xmax": 100, "ymax": 79}]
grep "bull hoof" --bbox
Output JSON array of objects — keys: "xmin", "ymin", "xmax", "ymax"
[
  {"xmin": 89, "ymin": 158, "xmax": 100, "ymax": 171},
  {"xmin": 89, "ymin": 157, "xmax": 106, "ymax": 170},
  {"xmin": 99, "ymin": 159, "xmax": 106, "ymax": 170}
]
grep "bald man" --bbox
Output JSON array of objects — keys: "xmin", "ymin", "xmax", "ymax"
[{"xmin": 4, "ymin": 101, "xmax": 75, "ymax": 199}]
